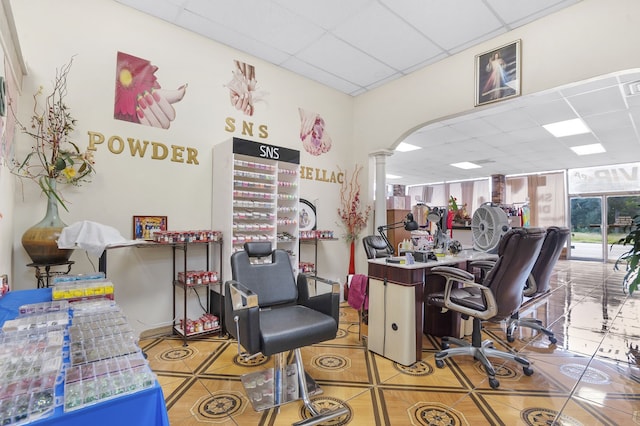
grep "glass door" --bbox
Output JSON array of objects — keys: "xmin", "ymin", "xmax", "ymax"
[
  {"xmin": 606, "ymin": 195, "xmax": 640, "ymax": 262},
  {"xmin": 569, "ymin": 196, "xmax": 603, "ymax": 260}
]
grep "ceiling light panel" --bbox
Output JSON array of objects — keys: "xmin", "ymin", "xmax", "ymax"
[
  {"xmin": 543, "ymin": 118, "xmax": 591, "ymax": 137},
  {"xmin": 451, "ymin": 161, "xmax": 482, "ymax": 169},
  {"xmin": 395, "ymin": 142, "xmax": 421, "ymax": 152},
  {"xmin": 570, "ymin": 143, "xmax": 606, "ymax": 155}
]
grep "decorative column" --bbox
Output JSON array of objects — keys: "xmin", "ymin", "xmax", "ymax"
[{"xmin": 370, "ymin": 150, "xmax": 394, "ymax": 231}]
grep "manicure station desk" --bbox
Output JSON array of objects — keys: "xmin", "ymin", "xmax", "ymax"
[{"xmin": 367, "ymin": 249, "xmax": 496, "ymax": 366}]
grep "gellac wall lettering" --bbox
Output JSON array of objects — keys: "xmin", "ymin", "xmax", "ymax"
[
  {"xmin": 87, "ymin": 130, "xmax": 199, "ymax": 165},
  {"xmin": 299, "ymin": 166, "xmax": 344, "ymax": 185}
]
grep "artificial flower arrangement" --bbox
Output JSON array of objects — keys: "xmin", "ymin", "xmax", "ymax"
[
  {"xmin": 337, "ymin": 164, "xmax": 371, "ymax": 243},
  {"xmin": 11, "ymin": 58, "xmax": 95, "ymax": 211}
]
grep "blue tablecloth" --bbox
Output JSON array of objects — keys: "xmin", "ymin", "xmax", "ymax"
[{"xmin": 0, "ymin": 289, "xmax": 170, "ymax": 426}]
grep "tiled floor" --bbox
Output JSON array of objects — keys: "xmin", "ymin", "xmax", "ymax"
[{"xmin": 140, "ymin": 260, "xmax": 640, "ymax": 425}]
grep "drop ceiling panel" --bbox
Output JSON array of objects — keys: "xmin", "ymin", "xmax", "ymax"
[
  {"xmin": 569, "ymin": 87, "xmax": 628, "ymax": 118},
  {"xmin": 383, "ymin": 0, "xmax": 503, "ymax": 50},
  {"xmin": 486, "ymin": 0, "xmax": 580, "ymax": 25},
  {"xmin": 280, "ymin": 57, "xmax": 361, "ymax": 94},
  {"xmin": 272, "ymin": 0, "xmax": 370, "ymax": 30},
  {"xmin": 295, "ymin": 34, "xmax": 395, "ymax": 87},
  {"xmin": 332, "ymin": 2, "xmax": 443, "ymax": 70}
]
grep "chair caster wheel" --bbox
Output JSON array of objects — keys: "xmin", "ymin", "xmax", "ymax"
[
  {"xmin": 441, "ymin": 343, "xmax": 449, "ymax": 350},
  {"xmin": 549, "ymin": 336, "xmax": 557, "ymax": 344},
  {"xmin": 489, "ymin": 378, "xmax": 500, "ymax": 389},
  {"xmin": 507, "ymin": 335, "xmax": 515, "ymax": 343},
  {"xmin": 523, "ymin": 366, "xmax": 534, "ymax": 376},
  {"xmin": 435, "ymin": 359, "xmax": 445, "ymax": 368}
]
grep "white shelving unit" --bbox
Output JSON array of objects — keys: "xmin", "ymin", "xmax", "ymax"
[{"xmin": 212, "ymin": 137, "xmax": 300, "ymax": 285}]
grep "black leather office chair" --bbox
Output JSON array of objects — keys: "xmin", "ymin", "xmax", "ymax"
[
  {"xmin": 426, "ymin": 227, "xmax": 546, "ymax": 389},
  {"xmin": 505, "ymin": 226, "xmax": 570, "ymax": 343},
  {"xmin": 362, "ymin": 235, "xmax": 393, "ymax": 259},
  {"xmin": 224, "ymin": 242, "xmax": 348, "ymax": 425}
]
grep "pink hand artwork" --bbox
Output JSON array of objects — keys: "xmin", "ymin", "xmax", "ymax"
[
  {"xmin": 114, "ymin": 51, "xmax": 187, "ymax": 129},
  {"xmin": 299, "ymin": 108, "xmax": 332, "ymax": 156},
  {"xmin": 226, "ymin": 60, "xmax": 267, "ymax": 117}
]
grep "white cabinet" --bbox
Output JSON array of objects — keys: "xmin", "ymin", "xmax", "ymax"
[
  {"xmin": 367, "ymin": 278, "xmax": 419, "ymax": 366},
  {"xmin": 213, "ymin": 138, "xmax": 300, "ymax": 283}
]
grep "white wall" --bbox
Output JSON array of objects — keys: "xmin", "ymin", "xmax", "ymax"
[{"xmin": 8, "ymin": 0, "xmax": 354, "ymax": 335}]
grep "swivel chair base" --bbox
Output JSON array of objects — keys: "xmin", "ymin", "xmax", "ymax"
[
  {"xmin": 240, "ymin": 348, "xmax": 349, "ymax": 425},
  {"xmin": 434, "ymin": 319, "xmax": 534, "ymax": 389},
  {"xmin": 506, "ymin": 314, "xmax": 557, "ymax": 344}
]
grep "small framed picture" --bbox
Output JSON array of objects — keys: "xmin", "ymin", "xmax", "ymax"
[
  {"xmin": 475, "ymin": 40, "xmax": 521, "ymax": 106},
  {"xmin": 0, "ymin": 274, "xmax": 8, "ymax": 298},
  {"xmin": 299, "ymin": 199, "xmax": 317, "ymax": 232},
  {"xmin": 133, "ymin": 215, "xmax": 168, "ymax": 240}
]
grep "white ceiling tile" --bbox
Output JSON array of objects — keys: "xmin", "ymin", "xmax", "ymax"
[
  {"xmin": 507, "ymin": 0, "xmax": 583, "ymax": 28},
  {"xmin": 295, "ymin": 34, "xmax": 396, "ymax": 87},
  {"xmin": 382, "ymin": 0, "xmax": 503, "ymax": 50},
  {"xmin": 333, "ymin": 2, "xmax": 442, "ymax": 70},
  {"xmin": 273, "ymin": 0, "xmax": 372, "ymax": 30},
  {"xmin": 524, "ymin": 99, "xmax": 577, "ymax": 125},
  {"xmin": 175, "ymin": 10, "xmax": 291, "ymax": 64},
  {"xmin": 486, "ymin": 0, "xmax": 580, "ymax": 25},
  {"xmin": 481, "ymin": 108, "xmax": 539, "ymax": 132},
  {"xmin": 568, "ymin": 86, "xmax": 628, "ymax": 118},
  {"xmin": 184, "ymin": 0, "xmax": 325, "ymax": 55},
  {"xmin": 280, "ymin": 57, "xmax": 361, "ymax": 94}
]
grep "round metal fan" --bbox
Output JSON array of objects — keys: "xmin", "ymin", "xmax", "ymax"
[{"xmin": 471, "ymin": 203, "xmax": 510, "ymax": 253}]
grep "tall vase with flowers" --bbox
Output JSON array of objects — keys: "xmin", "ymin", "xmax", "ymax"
[
  {"xmin": 11, "ymin": 58, "xmax": 96, "ymax": 264},
  {"xmin": 337, "ymin": 165, "xmax": 371, "ymax": 276}
]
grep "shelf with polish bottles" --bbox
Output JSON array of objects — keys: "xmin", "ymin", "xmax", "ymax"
[
  {"xmin": 276, "ymin": 167, "xmax": 298, "ymax": 246},
  {"xmin": 232, "ymin": 156, "xmax": 278, "ymax": 251}
]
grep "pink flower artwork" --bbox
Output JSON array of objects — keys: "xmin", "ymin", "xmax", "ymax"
[
  {"xmin": 114, "ymin": 52, "xmax": 187, "ymax": 129},
  {"xmin": 298, "ymin": 108, "xmax": 332, "ymax": 156}
]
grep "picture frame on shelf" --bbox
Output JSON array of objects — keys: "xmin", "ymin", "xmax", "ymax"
[
  {"xmin": 299, "ymin": 199, "xmax": 317, "ymax": 231},
  {"xmin": 0, "ymin": 274, "xmax": 8, "ymax": 298},
  {"xmin": 475, "ymin": 39, "xmax": 521, "ymax": 106},
  {"xmin": 133, "ymin": 215, "xmax": 168, "ymax": 240}
]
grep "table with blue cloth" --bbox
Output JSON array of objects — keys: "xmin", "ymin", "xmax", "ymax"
[{"xmin": 0, "ymin": 289, "xmax": 170, "ymax": 426}]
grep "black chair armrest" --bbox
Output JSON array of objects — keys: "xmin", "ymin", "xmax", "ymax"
[
  {"xmin": 297, "ymin": 274, "xmax": 341, "ymax": 324},
  {"xmin": 224, "ymin": 280, "xmax": 261, "ymax": 354},
  {"xmin": 429, "ymin": 266, "xmax": 498, "ymax": 319},
  {"xmin": 469, "ymin": 260, "xmax": 497, "ymax": 271},
  {"xmin": 431, "ymin": 265, "xmax": 475, "ymax": 282}
]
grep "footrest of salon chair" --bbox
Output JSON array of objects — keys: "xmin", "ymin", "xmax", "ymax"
[{"xmin": 241, "ymin": 365, "xmax": 322, "ymax": 412}]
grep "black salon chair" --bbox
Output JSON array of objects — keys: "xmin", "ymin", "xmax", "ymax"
[
  {"xmin": 505, "ymin": 226, "xmax": 570, "ymax": 343},
  {"xmin": 224, "ymin": 242, "xmax": 348, "ymax": 425},
  {"xmin": 362, "ymin": 235, "xmax": 393, "ymax": 259},
  {"xmin": 426, "ymin": 227, "xmax": 546, "ymax": 389}
]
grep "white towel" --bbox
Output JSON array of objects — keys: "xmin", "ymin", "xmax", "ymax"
[{"xmin": 58, "ymin": 221, "xmax": 128, "ymax": 257}]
